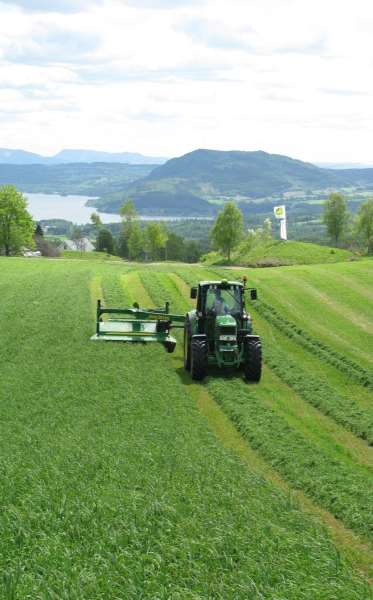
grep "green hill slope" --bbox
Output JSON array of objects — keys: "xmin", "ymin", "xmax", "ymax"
[{"xmin": 204, "ymin": 240, "xmax": 355, "ymax": 267}]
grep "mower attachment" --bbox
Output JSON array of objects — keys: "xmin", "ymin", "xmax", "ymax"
[{"xmin": 91, "ymin": 300, "xmax": 184, "ymax": 351}]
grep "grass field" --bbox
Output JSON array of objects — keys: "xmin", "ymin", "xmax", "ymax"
[
  {"xmin": 203, "ymin": 239, "xmax": 355, "ymax": 267},
  {"xmin": 0, "ymin": 256, "xmax": 372, "ymax": 598}
]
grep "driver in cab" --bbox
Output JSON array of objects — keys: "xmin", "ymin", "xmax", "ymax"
[{"xmin": 213, "ymin": 288, "xmax": 229, "ymax": 315}]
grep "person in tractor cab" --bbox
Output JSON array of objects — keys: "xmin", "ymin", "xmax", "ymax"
[
  {"xmin": 206, "ymin": 287, "xmax": 229, "ymax": 315},
  {"xmin": 214, "ymin": 288, "xmax": 229, "ymax": 314}
]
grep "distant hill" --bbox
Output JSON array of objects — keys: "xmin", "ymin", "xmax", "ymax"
[
  {"xmin": 2, "ymin": 148, "xmax": 373, "ymax": 218},
  {"xmin": 92, "ymin": 148, "xmax": 373, "ymax": 214},
  {"xmin": 0, "ymin": 163, "xmax": 155, "ymax": 197},
  {"xmin": 128, "ymin": 149, "xmax": 373, "ymax": 199},
  {"xmin": 0, "ymin": 148, "xmax": 167, "ymax": 165}
]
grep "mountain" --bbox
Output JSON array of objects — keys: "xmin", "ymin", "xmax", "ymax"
[
  {"xmin": 0, "ymin": 149, "xmax": 47, "ymax": 165},
  {"xmin": 51, "ymin": 149, "xmax": 167, "ymax": 165},
  {"xmin": 2, "ymin": 148, "xmax": 373, "ymax": 218},
  {"xmin": 104, "ymin": 149, "xmax": 373, "ymax": 210},
  {"xmin": 0, "ymin": 163, "xmax": 155, "ymax": 197},
  {"xmin": 0, "ymin": 148, "xmax": 167, "ymax": 165}
]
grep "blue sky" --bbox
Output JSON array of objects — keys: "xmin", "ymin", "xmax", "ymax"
[{"xmin": 0, "ymin": 0, "xmax": 372, "ymax": 161}]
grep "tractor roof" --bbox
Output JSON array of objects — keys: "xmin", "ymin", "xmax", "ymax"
[{"xmin": 199, "ymin": 280, "xmax": 243, "ymax": 287}]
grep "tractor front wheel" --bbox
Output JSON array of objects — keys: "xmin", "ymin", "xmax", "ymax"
[
  {"xmin": 244, "ymin": 337, "xmax": 262, "ymax": 382},
  {"xmin": 191, "ymin": 336, "xmax": 208, "ymax": 381}
]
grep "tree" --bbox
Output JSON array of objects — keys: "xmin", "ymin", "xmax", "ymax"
[
  {"xmin": 183, "ymin": 240, "xmax": 201, "ymax": 263},
  {"xmin": 90, "ymin": 212, "xmax": 102, "ymax": 229},
  {"xmin": 34, "ymin": 223, "xmax": 44, "ymax": 238},
  {"xmin": 119, "ymin": 199, "xmax": 137, "ymax": 258},
  {"xmin": 323, "ymin": 192, "xmax": 348, "ymax": 245},
  {"xmin": 356, "ymin": 198, "xmax": 373, "ymax": 254},
  {"xmin": 166, "ymin": 232, "xmax": 185, "ymax": 261},
  {"xmin": 120, "ymin": 199, "xmax": 137, "ymax": 223},
  {"xmin": 143, "ymin": 223, "xmax": 168, "ymax": 260},
  {"xmin": 127, "ymin": 222, "xmax": 143, "ymax": 260},
  {"xmin": 0, "ymin": 185, "xmax": 34, "ymax": 256},
  {"xmin": 96, "ymin": 228, "xmax": 114, "ymax": 254},
  {"xmin": 70, "ymin": 225, "xmax": 86, "ymax": 252},
  {"xmin": 209, "ymin": 201, "xmax": 243, "ymax": 261}
]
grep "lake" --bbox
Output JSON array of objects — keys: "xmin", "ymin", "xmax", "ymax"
[
  {"xmin": 25, "ymin": 193, "xmax": 121, "ymax": 224},
  {"xmin": 24, "ymin": 192, "xmax": 212, "ymax": 224}
]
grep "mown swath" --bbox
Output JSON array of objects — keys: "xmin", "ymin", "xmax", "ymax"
[
  {"xmin": 207, "ymin": 376, "xmax": 373, "ymax": 543},
  {"xmin": 262, "ymin": 341, "xmax": 373, "ymax": 444},
  {"xmin": 255, "ymin": 299, "xmax": 373, "ymax": 389}
]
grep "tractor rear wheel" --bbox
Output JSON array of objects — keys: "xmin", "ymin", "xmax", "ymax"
[
  {"xmin": 184, "ymin": 322, "xmax": 191, "ymax": 371},
  {"xmin": 191, "ymin": 337, "xmax": 208, "ymax": 381},
  {"xmin": 244, "ymin": 337, "xmax": 262, "ymax": 382}
]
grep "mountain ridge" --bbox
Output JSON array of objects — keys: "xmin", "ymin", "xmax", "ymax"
[
  {"xmin": 122, "ymin": 148, "xmax": 373, "ymax": 203},
  {"xmin": 0, "ymin": 148, "xmax": 167, "ymax": 165}
]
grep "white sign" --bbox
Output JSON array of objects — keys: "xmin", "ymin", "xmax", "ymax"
[
  {"xmin": 280, "ymin": 219, "xmax": 287, "ymax": 240},
  {"xmin": 274, "ymin": 205, "xmax": 286, "ymax": 219},
  {"xmin": 274, "ymin": 205, "xmax": 287, "ymax": 240}
]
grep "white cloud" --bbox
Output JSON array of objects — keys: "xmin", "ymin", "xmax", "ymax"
[
  {"xmin": 0, "ymin": 0, "xmax": 103, "ymax": 13},
  {"xmin": 0, "ymin": 0, "xmax": 373, "ymax": 161}
]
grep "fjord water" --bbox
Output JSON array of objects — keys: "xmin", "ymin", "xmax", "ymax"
[
  {"xmin": 24, "ymin": 192, "xmax": 210, "ymax": 224},
  {"xmin": 25, "ymin": 192, "xmax": 122, "ymax": 224}
]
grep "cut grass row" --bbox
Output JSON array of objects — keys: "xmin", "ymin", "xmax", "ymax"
[
  {"xmin": 175, "ymin": 266, "xmax": 373, "ymax": 442},
  {"xmin": 4, "ymin": 260, "xmax": 371, "ymax": 597},
  {"xmin": 260, "ymin": 336, "xmax": 373, "ymax": 444},
  {"xmin": 206, "ymin": 377, "xmax": 373, "ymax": 544},
  {"xmin": 216, "ymin": 261, "xmax": 373, "ymax": 370},
  {"xmin": 255, "ymin": 299, "xmax": 373, "ymax": 389},
  {"xmin": 140, "ymin": 267, "xmax": 373, "ymax": 542}
]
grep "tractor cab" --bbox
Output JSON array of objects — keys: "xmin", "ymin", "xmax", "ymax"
[{"xmin": 197, "ymin": 281, "xmax": 243, "ymax": 316}]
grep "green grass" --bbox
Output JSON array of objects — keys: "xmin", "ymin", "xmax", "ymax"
[
  {"xmin": 0, "ymin": 257, "xmax": 372, "ymax": 597},
  {"xmin": 61, "ymin": 250, "xmax": 121, "ymax": 261},
  {"xmin": 203, "ymin": 239, "xmax": 355, "ymax": 267}
]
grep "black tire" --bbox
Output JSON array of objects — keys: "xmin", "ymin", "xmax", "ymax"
[
  {"xmin": 191, "ymin": 337, "xmax": 208, "ymax": 381},
  {"xmin": 184, "ymin": 322, "xmax": 191, "ymax": 371},
  {"xmin": 244, "ymin": 338, "xmax": 262, "ymax": 382}
]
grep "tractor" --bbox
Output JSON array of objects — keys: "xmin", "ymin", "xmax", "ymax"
[
  {"xmin": 91, "ymin": 276, "xmax": 261, "ymax": 383},
  {"xmin": 183, "ymin": 278, "xmax": 262, "ymax": 382}
]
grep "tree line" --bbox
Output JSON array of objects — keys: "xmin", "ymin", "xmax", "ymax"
[
  {"xmin": 1, "ymin": 184, "xmax": 373, "ymax": 259},
  {"xmin": 323, "ymin": 192, "xmax": 373, "ymax": 253},
  {"xmin": 89, "ymin": 200, "xmax": 201, "ymax": 262}
]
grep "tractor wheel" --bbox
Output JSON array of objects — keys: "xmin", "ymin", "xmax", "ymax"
[
  {"xmin": 191, "ymin": 337, "xmax": 208, "ymax": 381},
  {"xmin": 184, "ymin": 322, "xmax": 191, "ymax": 371},
  {"xmin": 244, "ymin": 337, "xmax": 262, "ymax": 382}
]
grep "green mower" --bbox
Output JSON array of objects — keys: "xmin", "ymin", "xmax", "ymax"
[
  {"xmin": 91, "ymin": 276, "xmax": 261, "ymax": 382},
  {"xmin": 91, "ymin": 300, "xmax": 185, "ymax": 352},
  {"xmin": 184, "ymin": 278, "xmax": 262, "ymax": 382}
]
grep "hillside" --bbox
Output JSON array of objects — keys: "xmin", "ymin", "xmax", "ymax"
[
  {"xmin": 95, "ymin": 149, "xmax": 373, "ymax": 214},
  {"xmin": 203, "ymin": 240, "xmax": 355, "ymax": 267},
  {"xmin": 0, "ymin": 148, "xmax": 166, "ymax": 165},
  {"xmin": 2, "ymin": 149, "xmax": 373, "ymax": 217},
  {"xmin": 0, "ymin": 257, "xmax": 372, "ymax": 597},
  {"xmin": 0, "ymin": 163, "xmax": 155, "ymax": 197}
]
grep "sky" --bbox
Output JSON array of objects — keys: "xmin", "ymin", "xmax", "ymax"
[{"xmin": 0, "ymin": 0, "xmax": 372, "ymax": 162}]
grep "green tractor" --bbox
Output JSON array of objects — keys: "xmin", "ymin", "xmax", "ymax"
[{"xmin": 184, "ymin": 278, "xmax": 262, "ymax": 382}]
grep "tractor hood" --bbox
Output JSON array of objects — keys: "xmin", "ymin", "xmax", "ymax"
[{"xmin": 216, "ymin": 314, "xmax": 237, "ymax": 328}]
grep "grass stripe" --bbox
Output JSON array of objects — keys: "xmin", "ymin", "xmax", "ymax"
[{"xmin": 206, "ymin": 377, "xmax": 373, "ymax": 543}]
